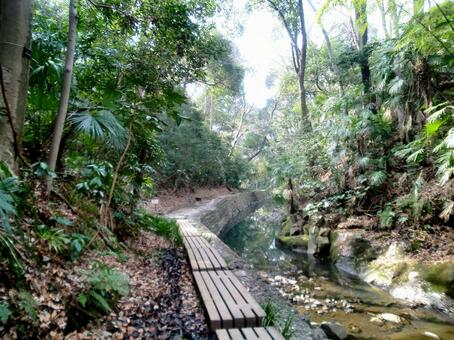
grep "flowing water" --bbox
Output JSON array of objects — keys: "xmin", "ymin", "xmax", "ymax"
[{"xmin": 221, "ymin": 205, "xmax": 454, "ymax": 340}]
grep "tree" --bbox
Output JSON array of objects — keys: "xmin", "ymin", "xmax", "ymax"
[
  {"xmin": 0, "ymin": 0, "xmax": 33, "ymax": 172},
  {"xmin": 264, "ymin": 0, "xmax": 311, "ymax": 129},
  {"xmin": 308, "ymin": 0, "xmax": 347, "ymax": 115},
  {"xmin": 46, "ymin": 0, "xmax": 78, "ymax": 193}
]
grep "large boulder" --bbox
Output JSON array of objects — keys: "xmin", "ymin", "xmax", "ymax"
[
  {"xmin": 330, "ymin": 230, "xmax": 377, "ymax": 275},
  {"xmin": 320, "ymin": 322, "xmax": 347, "ymax": 340},
  {"xmin": 308, "ymin": 225, "xmax": 331, "ymax": 258}
]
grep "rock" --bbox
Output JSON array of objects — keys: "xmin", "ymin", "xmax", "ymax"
[
  {"xmin": 422, "ymin": 331, "xmax": 441, "ymax": 339},
  {"xmin": 290, "ymin": 224, "xmax": 301, "ymax": 236},
  {"xmin": 370, "ymin": 316, "xmax": 385, "ymax": 326},
  {"xmin": 330, "ymin": 230, "xmax": 377, "ymax": 274},
  {"xmin": 377, "ymin": 313, "xmax": 401, "ymax": 324},
  {"xmin": 308, "ymin": 226, "xmax": 331, "ymax": 258},
  {"xmin": 320, "ymin": 322, "xmax": 348, "ymax": 340},
  {"xmin": 348, "ymin": 324, "xmax": 361, "ymax": 334}
]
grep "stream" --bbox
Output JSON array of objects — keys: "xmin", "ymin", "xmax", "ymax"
[{"xmin": 221, "ymin": 204, "xmax": 454, "ymax": 340}]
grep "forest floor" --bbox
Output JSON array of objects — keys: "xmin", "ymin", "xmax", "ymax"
[
  {"xmin": 147, "ymin": 186, "xmax": 237, "ymax": 215},
  {"xmin": 64, "ymin": 232, "xmax": 209, "ymax": 339}
]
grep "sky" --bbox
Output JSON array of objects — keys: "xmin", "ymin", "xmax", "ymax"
[{"xmin": 216, "ymin": 0, "xmax": 387, "ymax": 108}]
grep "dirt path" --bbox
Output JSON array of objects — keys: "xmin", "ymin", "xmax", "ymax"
[{"xmin": 144, "ymin": 186, "xmax": 236, "ymax": 215}]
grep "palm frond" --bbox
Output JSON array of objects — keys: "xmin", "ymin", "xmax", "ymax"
[{"xmin": 69, "ymin": 109, "xmax": 126, "ymax": 143}]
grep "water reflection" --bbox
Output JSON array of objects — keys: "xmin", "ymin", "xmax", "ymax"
[{"xmin": 222, "ymin": 205, "xmax": 454, "ymax": 339}]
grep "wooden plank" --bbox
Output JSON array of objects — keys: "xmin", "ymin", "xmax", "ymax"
[
  {"xmin": 193, "ymin": 271, "xmax": 222, "ymax": 330},
  {"xmin": 222, "ymin": 270, "xmax": 266, "ymax": 324},
  {"xmin": 266, "ymin": 327, "xmax": 285, "ymax": 340},
  {"xmin": 216, "ymin": 271, "xmax": 256, "ymax": 326},
  {"xmin": 198, "ymin": 237, "xmax": 228, "ymax": 269},
  {"xmin": 185, "ymin": 236, "xmax": 210, "ymax": 270},
  {"xmin": 195, "ymin": 270, "xmax": 234, "ymax": 329},
  {"xmin": 183, "ymin": 236, "xmax": 228, "ymax": 271},
  {"xmin": 227, "ymin": 329, "xmax": 244, "ymax": 339},
  {"xmin": 204, "ymin": 271, "xmax": 247, "ymax": 328},
  {"xmin": 178, "ymin": 220, "xmax": 201, "ymax": 237},
  {"xmin": 216, "ymin": 327, "xmax": 280, "ymax": 340},
  {"xmin": 192, "ymin": 236, "xmax": 228, "ymax": 270},
  {"xmin": 215, "ymin": 329, "xmax": 231, "ymax": 340},
  {"xmin": 241, "ymin": 328, "xmax": 260, "ymax": 340},
  {"xmin": 183, "ymin": 238, "xmax": 200, "ymax": 271},
  {"xmin": 254, "ymin": 327, "xmax": 273, "ymax": 340}
]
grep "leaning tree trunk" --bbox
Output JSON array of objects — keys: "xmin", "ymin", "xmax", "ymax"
[
  {"xmin": 297, "ymin": 0, "xmax": 311, "ymax": 130},
  {"xmin": 46, "ymin": 0, "xmax": 78, "ymax": 193},
  {"xmin": 0, "ymin": 0, "xmax": 33, "ymax": 173}
]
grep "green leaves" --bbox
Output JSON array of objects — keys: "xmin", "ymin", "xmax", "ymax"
[
  {"xmin": 69, "ymin": 109, "xmax": 126, "ymax": 144},
  {"xmin": 0, "ymin": 302, "xmax": 10, "ymax": 324},
  {"xmin": 78, "ymin": 262, "xmax": 129, "ymax": 316}
]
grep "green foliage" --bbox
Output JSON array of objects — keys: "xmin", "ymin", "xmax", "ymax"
[
  {"xmin": 0, "ymin": 162, "xmax": 20, "ymax": 232},
  {"xmin": 396, "ymin": 174, "xmax": 432, "ymax": 223},
  {"xmin": 78, "ymin": 262, "xmax": 129, "ymax": 315},
  {"xmin": 69, "ymin": 233, "xmax": 89, "ymax": 260},
  {"xmin": 145, "ymin": 215, "xmax": 183, "ymax": 246},
  {"xmin": 17, "ymin": 291, "xmax": 38, "ymax": 321},
  {"xmin": 281, "ymin": 314, "xmax": 295, "ymax": 340},
  {"xmin": 32, "ymin": 162, "xmax": 57, "ymax": 179},
  {"xmin": 158, "ymin": 107, "xmax": 246, "ymax": 188},
  {"xmin": 262, "ymin": 301, "xmax": 277, "ymax": 326},
  {"xmin": 378, "ymin": 205, "xmax": 395, "ymax": 229},
  {"xmin": 75, "ymin": 162, "xmax": 113, "ymax": 199},
  {"xmin": 0, "ymin": 302, "xmax": 10, "ymax": 324},
  {"xmin": 36, "ymin": 225, "xmax": 70, "ymax": 254}
]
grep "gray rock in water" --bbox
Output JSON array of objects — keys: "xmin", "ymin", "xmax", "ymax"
[{"xmin": 320, "ymin": 322, "xmax": 348, "ymax": 340}]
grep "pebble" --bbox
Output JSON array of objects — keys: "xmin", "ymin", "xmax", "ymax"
[
  {"xmin": 422, "ymin": 331, "xmax": 441, "ymax": 339},
  {"xmin": 370, "ymin": 316, "xmax": 385, "ymax": 326},
  {"xmin": 377, "ymin": 313, "xmax": 402, "ymax": 324}
]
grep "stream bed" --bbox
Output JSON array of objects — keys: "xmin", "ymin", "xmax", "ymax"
[{"xmin": 221, "ymin": 205, "xmax": 454, "ymax": 340}]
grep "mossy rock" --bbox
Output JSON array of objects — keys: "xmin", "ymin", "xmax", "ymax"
[
  {"xmin": 277, "ymin": 235, "xmax": 309, "ymax": 249},
  {"xmin": 280, "ymin": 216, "xmax": 294, "ymax": 236},
  {"xmin": 420, "ymin": 262, "xmax": 454, "ymax": 297}
]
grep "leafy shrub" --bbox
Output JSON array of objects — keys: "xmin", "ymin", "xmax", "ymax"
[
  {"xmin": 0, "ymin": 302, "xmax": 10, "ymax": 324},
  {"xmin": 36, "ymin": 225, "xmax": 70, "ymax": 254},
  {"xmin": 378, "ymin": 205, "xmax": 395, "ymax": 229},
  {"xmin": 17, "ymin": 290, "xmax": 38, "ymax": 321},
  {"xmin": 75, "ymin": 162, "xmax": 113, "ymax": 199},
  {"xmin": 147, "ymin": 215, "xmax": 182, "ymax": 246},
  {"xmin": 0, "ymin": 162, "xmax": 19, "ymax": 231},
  {"xmin": 78, "ymin": 262, "xmax": 129, "ymax": 315}
]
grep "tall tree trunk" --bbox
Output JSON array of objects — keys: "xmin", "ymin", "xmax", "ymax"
[
  {"xmin": 377, "ymin": 0, "xmax": 390, "ymax": 38},
  {"xmin": 354, "ymin": 2, "xmax": 372, "ymax": 100},
  {"xmin": 307, "ymin": 0, "xmax": 347, "ymax": 115},
  {"xmin": 297, "ymin": 0, "xmax": 310, "ymax": 129},
  {"xmin": 46, "ymin": 0, "xmax": 78, "ymax": 193},
  {"xmin": 0, "ymin": 0, "xmax": 33, "ymax": 173},
  {"xmin": 389, "ymin": 0, "xmax": 399, "ymax": 37}
]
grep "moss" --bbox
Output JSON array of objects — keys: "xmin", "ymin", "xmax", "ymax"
[
  {"xmin": 280, "ymin": 216, "xmax": 293, "ymax": 237},
  {"xmin": 329, "ymin": 231, "xmax": 340, "ymax": 261},
  {"xmin": 420, "ymin": 262, "xmax": 454, "ymax": 296},
  {"xmin": 277, "ymin": 235, "xmax": 309, "ymax": 248}
]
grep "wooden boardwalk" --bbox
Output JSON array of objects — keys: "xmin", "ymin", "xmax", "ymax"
[
  {"xmin": 216, "ymin": 327, "xmax": 285, "ymax": 340},
  {"xmin": 177, "ymin": 220, "xmax": 284, "ymax": 340}
]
